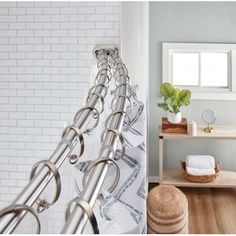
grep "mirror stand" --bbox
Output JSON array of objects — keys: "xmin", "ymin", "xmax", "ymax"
[{"xmin": 204, "ymin": 123, "xmax": 214, "ymax": 133}]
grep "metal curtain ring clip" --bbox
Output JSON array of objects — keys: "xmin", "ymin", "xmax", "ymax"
[
  {"xmin": 88, "ymin": 84, "xmax": 108, "ymax": 98},
  {"xmin": 30, "ymin": 160, "xmax": 61, "ymax": 214},
  {"xmin": 99, "ymin": 68, "xmax": 112, "ymax": 79},
  {"xmin": 74, "ymin": 106, "xmax": 100, "ymax": 134},
  {"xmin": 62, "ymin": 125, "xmax": 84, "ymax": 157},
  {"xmin": 86, "ymin": 92, "xmax": 105, "ymax": 114},
  {"xmin": 114, "ymin": 83, "xmax": 132, "ymax": 98},
  {"xmin": 37, "ymin": 199, "xmax": 49, "ymax": 213},
  {"xmin": 65, "ymin": 197, "xmax": 99, "ymax": 234},
  {"xmin": 115, "ymin": 74, "xmax": 130, "ymax": 87},
  {"xmin": 105, "ymin": 110, "xmax": 132, "ymax": 132},
  {"xmin": 82, "ymin": 157, "xmax": 120, "ymax": 194},
  {"xmin": 68, "ymin": 154, "xmax": 79, "ymax": 165},
  {"xmin": 111, "ymin": 95, "xmax": 133, "ymax": 116},
  {"xmin": 95, "ymin": 74, "xmax": 110, "ymax": 87},
  {"xmin": 0, "ymin": 204, "xmax": 41, "ymax": 234},
  {"xmin": 100, "ymin": 128, "xmax": 125, "ymax": 160}
]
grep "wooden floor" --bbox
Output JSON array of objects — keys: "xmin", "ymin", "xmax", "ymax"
[{"xmin": 149, "ymin": 184, "xmax": 236, "ymax": 234}]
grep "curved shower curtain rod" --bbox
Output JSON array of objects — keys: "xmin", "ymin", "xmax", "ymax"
[{"xmin": 0, "ymin": 45, "xmax": 132, "ymax": 234}]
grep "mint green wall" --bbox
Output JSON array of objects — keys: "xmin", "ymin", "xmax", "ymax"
[{"xmin": 149, "ymin": 2, "xmax": 236, "ymax": 177}]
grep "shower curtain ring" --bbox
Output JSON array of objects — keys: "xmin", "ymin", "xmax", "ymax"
[
  {"xmin": 116, "ymin": 66, "xmax": 128, "ymax": 76},
  {"xmin": 97, "ymin": 62, "xmax": 111, "ymax": 71},
  {"xmin": 105, "ymin": 111, "xmax": 132, "ymax": 132},
  {"xmin": 111, "ymin": 95, "xmax": 133, "ymax": 116},
  {"xmin": 95, "ymin": 74, "xmax": 110, "ymax": 86},
  {"xmin": 74, "ymin": 106, "xmax": 100, "ymax": 134},
  {"xmin": 60, "ymin": 139, "xmax": 73, "ymax": 159},
  {"xmin": 99, "ymin": 144, "xmax": 115, "ymax": 158},
  {"xmin": 96, "ymin": 49, "xmax": 106, "ymax": 61},
  {"xmin": 65, "ymin": 197, "xmax": 99, "ymax": 234},
  {"xmin": 88, "ymin": 84, "xmax": 108, "ymax": 97},
  {"xmin": 62, "ymin": 125, "xmax": 84, "ymax": 158},
  {"xmin": 97, "ymin": 59, "xmax": 111, "ymax": 70},
  {"xmin": 113, "ymin": 56, "xmax": 122, "ymax": 64},
  {"xmin": 96, "ymin": 68, "xmax": 112, "ymax": 80},
  {"xmin": 100, "ymin": 128, "xmax": 125, "ymax": 160},
  {"xmin": 86, "ymin": 92, "xmax": 104, "ymax": 114},
  {"xmin": 115, "ymin": 74, "xmax": 130, "ymax": 87},
  {"xmin": 102, "ymin": 68, "xmax": 112, "ymax": 79},
  {"xmin": 0, "ymin": 204, "xmax": 41, "ymax": 234},
  {"xmin": 114, "ymin": 83, "xmax": 132, "ymax": 98},
  {"xmin": 116, "ymin": 62, "xmax": 128, "ymax": 73},
  {"xmin": 97, "ymin": 58, "xmax": 109, "ymax": 67},
  {"xmin": 82, "ymin": 158, "xmax": 120, "ymax": 193},
  {"xmin": 30, "ymin": 160, "xmax": 61, "ymax": 213}
]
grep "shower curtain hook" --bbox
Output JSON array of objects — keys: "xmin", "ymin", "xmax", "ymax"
[{"xmin": 29, "ymin": 160, "xmax": 61, "ymax": 213}]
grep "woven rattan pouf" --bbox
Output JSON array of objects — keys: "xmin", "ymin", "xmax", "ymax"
[{"xmin": 147, "ymin": 185, "xmax": 188, "ymax": 234}]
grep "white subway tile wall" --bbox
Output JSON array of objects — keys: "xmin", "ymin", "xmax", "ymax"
[{"xmin": 0, "ymin": 1, "xmax": 120, "ymax": 210}]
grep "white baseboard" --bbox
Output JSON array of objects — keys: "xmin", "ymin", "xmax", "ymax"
[{"xmin": 148, "ymin": 176, "xmax": 159, "ymax": 183}]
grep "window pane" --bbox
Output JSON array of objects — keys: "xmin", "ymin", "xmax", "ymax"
[
  {"xmin": 172, "ymin": 53, "xmax": 199, "ymax": 86},
  {"xmin": 201, "ymin": 52, "xmax": 228, "ymax": 87}
]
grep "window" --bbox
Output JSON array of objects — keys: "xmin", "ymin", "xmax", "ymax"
[
  {"xmin": 172, "ymin": 53, "xmax": 199, "ymax": 86},
  {"xmin": 163, "ymin": 43, "xmax": 236, "ymax": 100}
]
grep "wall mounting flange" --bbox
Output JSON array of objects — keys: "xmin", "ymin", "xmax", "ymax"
[{"xmin": 93, "ymin": 45, "xmax": 119, "ymax": 59}]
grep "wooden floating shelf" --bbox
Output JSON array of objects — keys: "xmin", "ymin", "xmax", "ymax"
[
  {"xmin": 160, "ymin": 126, "xmax": 236, "ymax": 140},
  {"xmin": 162, "ymin": 169, "xmax": 236, "ymax": 188}
]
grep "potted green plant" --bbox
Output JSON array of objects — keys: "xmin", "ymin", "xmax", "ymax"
[{"xmin": 157, "ymin": 83, "xmax": 191, "ymax": 124}]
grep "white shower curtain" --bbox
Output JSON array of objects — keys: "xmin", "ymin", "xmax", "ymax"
[{"xmin": 72, "ymin": 84, "xmax": 147, "ymax": 234}]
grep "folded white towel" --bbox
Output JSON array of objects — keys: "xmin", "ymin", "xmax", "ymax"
[
  {"xmin": 186, "ymin": 166, "xmax": 215, "ymax": 176},
  {"xmin": 186, "ymin": 155, "xmax": 215, "ymax": 169}
]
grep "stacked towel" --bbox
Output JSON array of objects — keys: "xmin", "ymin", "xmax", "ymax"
[
  {"xmin": 186, "ymin": 155, "xmax": 215, "ymax": 176},
  {"xmin": 186, "ymin": 155, "xmax": 215, "ymax": 169},
  {"xmin": 186, "ymin": 167, "xmax": 215, "ymax": 176}
]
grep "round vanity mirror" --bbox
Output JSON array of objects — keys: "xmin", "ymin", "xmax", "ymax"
[{"xmin": 202, "ymin": 109, "xmax": 216, "ymax": 133}]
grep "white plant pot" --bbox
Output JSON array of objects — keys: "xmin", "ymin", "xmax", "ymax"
[{"xmin": 167, "ymin": 111, "xmax": 182, "ymax": 124}]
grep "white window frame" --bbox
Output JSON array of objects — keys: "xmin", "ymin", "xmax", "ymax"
[{"xmin": 162, "ymin": 43, "xmax": 236, "ymax": 100}]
